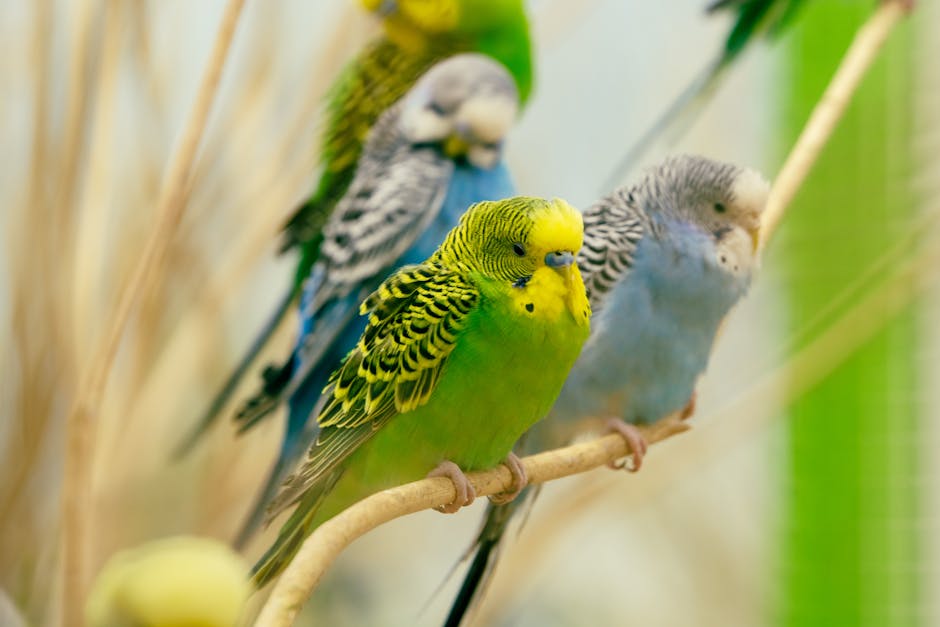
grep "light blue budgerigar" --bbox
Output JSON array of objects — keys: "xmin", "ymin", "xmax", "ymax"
[
  {"xmin": 444, "ymin": 154, "xmax": 770, "ymax": 626},
  {"xmin": 231, "ymin": 53, "xmax": 521, "ymax": 547}
]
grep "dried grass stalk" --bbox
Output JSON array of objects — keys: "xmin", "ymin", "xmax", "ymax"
[{"xmin": 59, "ymin": 1, "xmax": 247, "ymax": 623}]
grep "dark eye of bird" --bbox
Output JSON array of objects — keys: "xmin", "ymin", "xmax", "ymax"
[
  {"xmin": 428, "ymin": 101, "xmax": 448, "ymax": 115},
  {"xmin": 714, "ymin": 202, "xmax": 727, "ymax": 214},
  {"xmin": 512, "ymin": 243, "xmax": 525, "ymax": 257}
]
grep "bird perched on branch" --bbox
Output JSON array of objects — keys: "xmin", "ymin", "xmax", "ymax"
[
  {"xmin": 286, "ymin": 0, "xmax": 533, "ymax": 257},
  {"xmin": 176, "ymin": 0, "xmax": 533, "ymax": 457},
  {"xmin": 226, "ymin": 53, "xmax": 522, "ymax": 547},
  {"xmin": 445, "ymin": 154, "xmax": 770, "ymax": 626},
  {"xmin": 85, "ymin": 536, "xmax": 250, "ymax": 627},
  {"xmin": 602, "ymin": 0, "xmax": 805, "ymax": 189},
  {"xmin": 252, "ymin": 196, "xmax": 591, "ymax": 587}
]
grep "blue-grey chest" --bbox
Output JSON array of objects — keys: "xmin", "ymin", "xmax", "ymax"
[{"xmin": 553, "ymin": 216, "xmax": 752, "ymax": 424}]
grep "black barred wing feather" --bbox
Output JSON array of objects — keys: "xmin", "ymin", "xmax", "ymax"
[
  {"xmin": 267, "ymin": 263, "xmax": 479, "ymax": 517},
  {"xmin": 306, "ymin": 107, "xmax": 454, "ymax": 313},
  {"xmin": 288, "ymin": 108, "xmax": 454, "ymax": 387},
  {"xmin": 578, "ymin": 188, "xmax": 647, "ymax": 312},
  {"xmin": 280, "ymin": 39, "xmax": 438, "ymax": 251}
]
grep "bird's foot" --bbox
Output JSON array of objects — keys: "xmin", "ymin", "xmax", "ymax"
[
  {"xmin": 428, "ymin": 460, "xmax": 476, "ymax": 514},
  {"xmin": 680, "ymin": 391, "xmax": 697, "ymax": 421},
  {"xmin": 488, "ymin": 453, "xmax": 528, "ymax": 505},
  {"xmin": 604, "ymin": 418, "xmax": 648, "ymax": 473}
]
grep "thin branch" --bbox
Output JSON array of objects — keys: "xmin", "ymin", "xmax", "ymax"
[
  {"xmin": 60, "ymin": 1, "xmax": 246, "ymax": 624},
  {"xmin": 253, "ymin": 2, "xmax": 912, "ymax": 624},
  {"xmin": 254, "ymin": 418, "xmax": 689, "ymax": 626},
  {"xmin": 759, "ymin": 0, "xmax": 910, "ymax": 247}
]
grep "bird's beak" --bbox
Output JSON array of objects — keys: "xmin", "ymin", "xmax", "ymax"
[
  {"xmin": 443, "ymin": 134, "xmax": 470, "ymax": 158},
  {"xmin": 545, "ymin": 251, "xmax": 575, "ymax": 268},
  {"xmin": 749, "ymin": 225, "xmax": 761, "ymax": 252}
]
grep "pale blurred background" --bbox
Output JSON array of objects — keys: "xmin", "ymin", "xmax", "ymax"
[{"xmin": 1, "ymin": 1, "xmax": 936, "ymax": 625}]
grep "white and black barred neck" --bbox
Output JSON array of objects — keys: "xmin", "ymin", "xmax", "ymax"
[
  {"xmin": 578, "ymin": 154, "xmax": 768, "ymax": 310},
  {"xmin": 579, "ymin": 186, "xmax": 647, "ymax": 311}
]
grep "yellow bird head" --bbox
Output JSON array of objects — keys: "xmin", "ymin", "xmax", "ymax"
[{"xmin": 440, "ymin": 196, "xmax": 591, "ymax": 325}]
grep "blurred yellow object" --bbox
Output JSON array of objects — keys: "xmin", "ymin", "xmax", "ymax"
[{"xmin": 85, "ymin": 536, "xmax": 250, "ymax": 627}]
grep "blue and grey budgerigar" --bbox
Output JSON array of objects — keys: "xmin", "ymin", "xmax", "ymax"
[
  {"xmin": 230, "ymin": 53, "xmax": 521, "ymax": 547},
  {"xmin": 444, "ymin": 154, "xmax": 770, "ymax": 627}
]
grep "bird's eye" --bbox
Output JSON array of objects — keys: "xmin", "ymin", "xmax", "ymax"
[
  {"xmin": 714, "ymin": 202, "xmax": 727, "ymax": 214},
  {"xmin": 427, "ymin": 101, "xmax": 447, "ymax": 115},
  {"xmin": 512, "ymin": 243, "xmax": 526, "ymax": 257}
]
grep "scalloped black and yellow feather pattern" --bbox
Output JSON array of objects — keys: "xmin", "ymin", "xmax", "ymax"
[
  {"xmin": 320, "ymin": 262, "xmax": 478, "ymax": 427},
  {"xmin": 266, "ymin": 262, "xmax": 478, "ymax": 515},
  {"xmin": 266, "ymin": 197, "xmax": 585, "ymax": 519}
]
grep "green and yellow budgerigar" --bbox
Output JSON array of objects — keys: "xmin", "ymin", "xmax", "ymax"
[
  {"xmin": 85, "ymin": 536, "xmax": 251, "ymax": 627},
  {"xmin": 252, "ymin": 196, "xmax": 591, "ymax": 586},
  {"xmin": 177, "ymin": 0, "xmax": 534, "ymax": 457}
]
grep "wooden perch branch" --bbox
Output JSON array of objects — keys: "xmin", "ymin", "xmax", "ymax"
[
  {"xmin": 254, "ymin": 417, "xmax": 689, "ymax": 626},
  {"xmin": 60, "ymin": 1, "xmax": 246, "ymax": 624},
  {"xmin": 253, "ymin": 2, "xmax": 912, "ymax": 624}
]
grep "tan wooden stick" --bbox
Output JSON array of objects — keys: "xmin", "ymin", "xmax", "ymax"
[{"xmin": 759, "ymin": 0, "xmax": 909, "ymax": 246}]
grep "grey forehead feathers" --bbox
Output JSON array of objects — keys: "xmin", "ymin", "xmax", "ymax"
[
  {"xmin": 637, "ymin": 154, "xmax": 743, "ymax": 211},
  {"xmin": 408, "ymin": 53, "xmax": 518, "ymax": 109}
]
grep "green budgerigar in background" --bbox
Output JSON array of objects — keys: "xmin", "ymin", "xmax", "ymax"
[
  {"xmin": 85, "ymin": 536, "xmax": 251, "ymax": 627},
  {"xmin": 177, "ymin": 0, "xmax": 533, "ymax": 455},
  {"xmin": 252, "ymin": 196, "xmax": 591, "ymax": 586}
]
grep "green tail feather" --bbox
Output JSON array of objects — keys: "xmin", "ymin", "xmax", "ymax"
[{"xmin": 251, "ymin": 469, "xmax": 344, "ymax": 588}]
